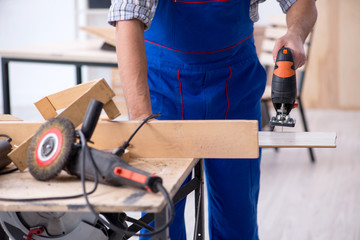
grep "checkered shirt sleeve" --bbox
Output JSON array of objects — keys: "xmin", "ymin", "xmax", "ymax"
[
  {"xmin": 108, "ymin": 0, "xmax": 157, "ymax": 30},
  {"xmin": 250, "ymin": 0, "xmax": 297, "ymax": 22},
  {"xmin": 108, "ymin": 0, "xmax": 297, "ymax": 29}
]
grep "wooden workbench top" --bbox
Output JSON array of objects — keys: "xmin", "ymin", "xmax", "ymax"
[
  {"xmin": 0, "ymin": 158, "xmax": 198, "ymax": 213},
  {"xmin": 0, "ymin": 40, "xmax": 117, "ymax": 64}
]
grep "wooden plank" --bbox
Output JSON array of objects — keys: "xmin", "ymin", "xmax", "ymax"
[
  {"xmin": 259, "ymin": 131, "xmax": 337, "ymax": 148},
  {"xmin": 10, "ymin": 79, "xmax": 120, "ymax": 171},
  {"xmin": 302, "ymin": 0, "xmax": 340, "ymax": 109},
  {"xmin": 36, "ymin": 80, "xmax": 96, "ymax": 111},
  {"xmin": 0, "ymin": 122, "xmax": 42, "ymax": 147},
  {"xmin": 0, "ymin": 158, "xmax": 198, "ymax": 212},
  {"xmin": 0, "ymin": 121, "xmax": 337, "ymax": 162},
  {"xmin": 0, "ymin": 115, "xmax": 22, "ymax": 121},
  {"xmin": 0, "ymin": 40, "xmax": 118, "ymax": 64},
  {"xmin": 338, "ymin": 0, "xmax": 360, "ymax": 109},
  {"xmin": 34, "ymin": 97, "xmax": 57, "ymax": 120},
  {"xmin": 103, "ymin": 99, "xmax": 121, "ymax": 119},
  {"xmin": 81, "ymin": 26, "xmax": 116, "ymax": 47},
  {"xmin": 1, "ymin": 120, "xmax": 259, "ymax": 162},
  {"xmin": 89, "ymin": 120, "xmax": 259, "ymax": 159}
]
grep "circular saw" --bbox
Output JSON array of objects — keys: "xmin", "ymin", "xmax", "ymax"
[{"xmin": 0, "ymin": 211, "xmax": 110, "ymax": 240}]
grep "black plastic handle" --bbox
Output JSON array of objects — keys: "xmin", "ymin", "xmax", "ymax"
[{"xmin": 81, "ymin": 99, "xmax": 104, "ymax": 141}]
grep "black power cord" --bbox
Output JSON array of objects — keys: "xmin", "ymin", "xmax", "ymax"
[
  {"xmin": 77, "ymin": 113, "xmax": 175, "ymax": 238},
  {"xmin": 0, "ymin": 113, "xmax": 175, "ymax": 238},
  {"xmin": 0, "ymin": 168, "xmax": 18, "ymax": 176},
  {"xmin": 113, "ymin": 113, "xmax": 161, "ymax": 156},
  {"xmin": 0, "ymin": 134, "xmax": 17, "ymax": 175},
  {"xmin": 0, "ymin": 137, "xmax": 98, "ymax": 201},
  {"xmin": 0, "ymin": 134, "xmax": 12, "ymax": 142}
]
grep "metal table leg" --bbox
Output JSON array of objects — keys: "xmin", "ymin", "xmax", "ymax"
[
  {"xmin": 1, "ymin": 59, "xmax": 10, "ymax": 114},
  {"xmin": 194, "ymin": 159, "xmax": 204, "ymax": 240},
  {"xmin": 76, "ymin": 65, "xmax": 82, "ymax": 85},
  {"xmin": 153, "ymin": 206, "xmax": 169, "ymax": 240}
]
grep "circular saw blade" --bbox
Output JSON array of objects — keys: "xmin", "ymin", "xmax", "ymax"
[
  {"xmin": 27, "ymin": 117, "xmax": 75, "ymax": 181},
  {"xmin": 0, "ymin": 211, "xmax": 109, "ymax": 240}
]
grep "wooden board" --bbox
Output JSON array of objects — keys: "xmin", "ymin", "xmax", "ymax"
[
  {"xmin": 302, "ymin": 0, "xmax": 360, "ymax": 109},
  {"xmin": 0, "ymin": 40, "xmax": 117, "ymax": 64},
  {"xmin": 0, "ymin": 121, "xmax": 336, "ymax": 165},
  {"xmin": 259, "ymin": 131, "xmax": 337, "ymax": 148},
  {"xmin": 9, "ymin": 79, "xmax": 120, "ymax": 171},
  {"xmin": 338, "ymin": 0, "xmax": 360, "ymax": 108},
  {"xmin": 0, "ymin": 158, "xmax": 198, "ymax": 212},
  {"xmin": 90, "ymin": 120, "xmax": 259, "ymax": 159},
  {"xmin": 81, "ymin": 26, "xmax": 116, "ymax": 47},
  {"xmin": 0, "ymin": 115, "xmax": 22, "ymax": 121},
  {"xmin": 0, "ymin": 120, "xmax": 259, "ymax": 163}
]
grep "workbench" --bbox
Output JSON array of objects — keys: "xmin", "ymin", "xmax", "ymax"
[
  {"xmin": 0, "ymin": 77, "xmax": 337, "ymax": 239},
  {"xmin": 0, "ymin": 40, "xmax": 117, "ymax": 114},
  {"xmin": 0, "ymin": 157, "xmax": 204, "ymax": 239}
]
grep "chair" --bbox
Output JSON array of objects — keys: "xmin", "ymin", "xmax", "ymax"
[{"xmin": 259, "ymin": 15, "xmax": 315, "ymax": 163}]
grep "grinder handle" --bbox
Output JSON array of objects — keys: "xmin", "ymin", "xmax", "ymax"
[
  {"xmin": 81, "ymin": 99, "xmax": 104, "ymax": 141},
  {"xmin": 68, "ymin": 147, "xmax": 163, "ymax": 193}
]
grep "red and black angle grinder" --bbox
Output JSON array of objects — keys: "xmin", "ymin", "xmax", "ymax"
[
  {"xmin": 27, "ymin": 99, "xmax": 162, "ymax": 193},
  {"xmin": 0, "ymin": 100, "xmax": 174, "ymax": 240},
  {"xmin": 270, "ymin": 47, "xmax": 297, "ymax": 128}
]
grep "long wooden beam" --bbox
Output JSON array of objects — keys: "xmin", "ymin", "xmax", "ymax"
[
  {"xmin": 0, "ymin": 120, "xmax": 259, "ymax": 168},
  {"xmin": 90, "ymin": 120, "xmax": 259, "ymax": 159},
  {"xmin": 0, "ymin": 120, "xmax": 336, "ymax": 169},
  {"xmin": 258, "ymin": 131, "xmax": 337, "ymax": 148}
]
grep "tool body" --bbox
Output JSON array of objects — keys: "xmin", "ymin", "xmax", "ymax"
[
  {"xmin": 67, "ymin": 146, "xmax": 162, "ymax": 192},
  {"xmin": 0, "ymin": 135, "xmax": 12, "ymax": 170},
  {"xmin": 270, "ymin": 47, "xmax": 297, "ymax": 128},
  {"xmin": 27, "ymin": 99, "xmax": 162, "ymax": 193},
  {"xmin": 1, "ymin": 99, "xmax": 170, "ymax": 240}
]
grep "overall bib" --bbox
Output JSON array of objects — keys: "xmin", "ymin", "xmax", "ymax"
[{"xmin": 143, "ymin": 1, "xmax": 266, "ymax": 239}]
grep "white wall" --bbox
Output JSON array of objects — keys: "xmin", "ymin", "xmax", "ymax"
[
  {"xmin": 0, "ymin": 0, "xmax": 77, "ymax": 120},
  {"xmin": 0, "ymin": 0, "xmax": 284, "ymax": 120},
  {"xmin": 256, "ymin": 0, "xmax": 284, "ymax": 26}
]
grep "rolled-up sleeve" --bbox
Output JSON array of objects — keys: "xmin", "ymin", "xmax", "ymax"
[
  {"xmin": 108, "ymin": 0, "xmax": 158, "ymax": 30},
  {"xmin": 277, "ymin": 0, "xmax": 297, "ymax": 13}
]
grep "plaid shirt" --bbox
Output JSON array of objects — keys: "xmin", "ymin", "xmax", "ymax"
[{"xmin": 108, "ymin": 0, "xmax": 297, "ymax": 29}]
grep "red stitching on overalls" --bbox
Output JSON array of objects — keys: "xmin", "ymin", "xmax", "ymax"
[
  {"xmin": 144, "ymin": 33, "xmax": 253, "ymax": 54},
  {"xmin": 225, "ymin": 66, "xmax": 232, "ymax": 120},
  {"xmin": 178, "ymin": 68, "xmax": 185, "ymax": 120},
  {"xmin": 172, "ymin": 0, "xmax": 230, "ymax": 3}
]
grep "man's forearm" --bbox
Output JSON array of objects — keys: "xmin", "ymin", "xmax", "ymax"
[
  {"xmin": 286, "ymin": 0, "xmax": 317, "ymax": 43},
  {"xmin": 115, "ymin": 20, "xmax": 152, "ymax": 120},
  {"xmin": 273, "ymin": 0, "xmax": 317, "ymax": 68}
]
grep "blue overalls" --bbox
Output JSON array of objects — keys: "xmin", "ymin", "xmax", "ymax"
[{"xmin": 143, "ymin": 1, "xmax": 266, "ymax": 239}]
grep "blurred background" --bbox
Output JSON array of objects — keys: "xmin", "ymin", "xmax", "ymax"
[{"xmin": 0, "ymin": 0, "xmax": 359, "ymax": 239}]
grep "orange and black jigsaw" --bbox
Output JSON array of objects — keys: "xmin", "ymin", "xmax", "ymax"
[{"xmin": 270, "ymin": 47, "xmax": 297, "ymax": 128}]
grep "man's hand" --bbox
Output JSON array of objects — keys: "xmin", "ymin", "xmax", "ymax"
[
  {"xmin": 273, "ymin": 0, "xmax": 317, "ymax": 69},
  {"xmin": 273, "ymin": 31, "xmax": 305, "ymax": 69}
]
